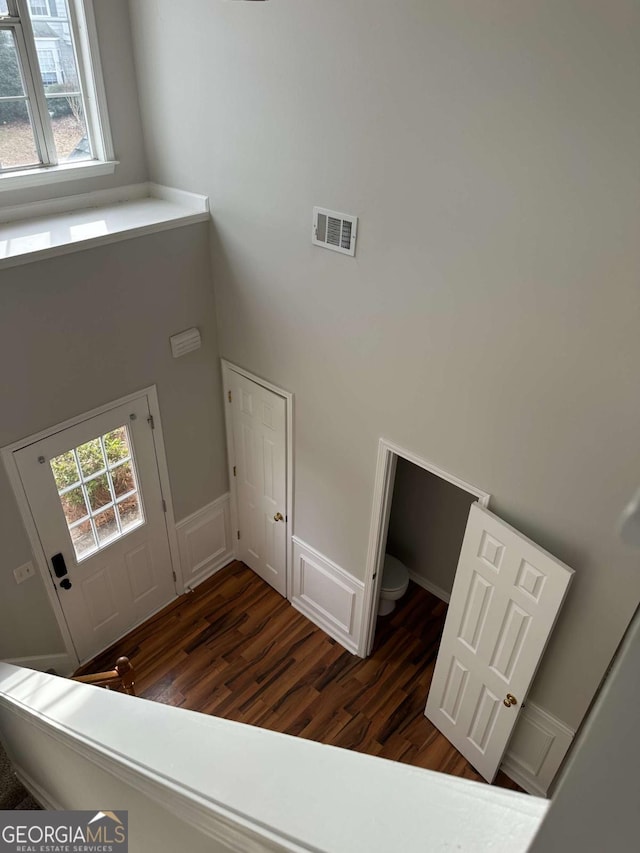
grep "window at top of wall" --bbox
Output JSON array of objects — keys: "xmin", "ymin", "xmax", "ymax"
[{"xmin": 0, "ymin": 0, "xmax": 116, "ymax": 193}]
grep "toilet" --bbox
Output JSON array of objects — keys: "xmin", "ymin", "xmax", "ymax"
[{"xmin": 377, "ymin": 554, "xmax": 410, "ymax": 616}]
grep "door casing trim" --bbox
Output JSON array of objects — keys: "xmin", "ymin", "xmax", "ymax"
[
  {"xmin": 221, "ymin": 360, "xmax": 294, "ymax": 599},
  {"xmin": 360, "ymin": 438, "xmax": 491, "ymax": 656},
  {"xmin": 1, "ymin": 385, "xmax": 183, "ymax": 670}
]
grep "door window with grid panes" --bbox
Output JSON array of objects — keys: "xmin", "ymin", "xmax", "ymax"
[{"xmin": 50, "ymin": 424, "xmax": 145, "ymax": 561}]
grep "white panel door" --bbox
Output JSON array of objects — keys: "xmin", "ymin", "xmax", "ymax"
[
  {"xmin": 15, "ymin": 396, "xmax": 176, "ymax": 663},
  {"xmin": 230, "ymin": 372, "xmax": 287, "ymax": 596},
  {"xmin": 425, "ymin": 503, "xmax": 573, "ymax": 782}
]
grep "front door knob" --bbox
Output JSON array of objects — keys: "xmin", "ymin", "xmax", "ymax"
[
  {"xmin": 60, "ymin": 578, "xmax": 72, "ymax": 591},
  {"xmin": 274, "ymin": 512, "xmax": 284, "ymax": 522}
]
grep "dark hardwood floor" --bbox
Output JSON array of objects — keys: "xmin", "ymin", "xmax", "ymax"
[{"xmin": 76, "ymin": 560, "xmax": 521, "ymax": 792}]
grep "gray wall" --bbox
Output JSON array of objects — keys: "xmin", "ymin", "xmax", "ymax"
[
  {"xmin": 0, "ymin": 226, "xmax": 226, "ymax": 659},
  {"xmin": 387, "ymin": 459, "xmax": 476, "ymax": 598},
  {"xmin": 128, "ymin": 0, "xmax": 640, "ymax": 733},
  {"xmin": 1, "ymin": 0, "xmax": 148, "ymax": 209},
  {"xmin": 529, "ymin": 604, "xmax": 640, "ymax": 852},
  {"xmin": 0, "ymin": 0, "xmax": 226, "ymax": 661}
]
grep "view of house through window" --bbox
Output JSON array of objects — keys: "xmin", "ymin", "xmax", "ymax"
[
  {"xmin": 0, "ymin": 29, "xmax": 40, "ymax": 168},
  {"xmin": 0, "ymin": 0, "xmax": 90, "ymax": 173},
  {"xmin": 50, "ymin": 425, "xmax": 145, "ymax": 562}
]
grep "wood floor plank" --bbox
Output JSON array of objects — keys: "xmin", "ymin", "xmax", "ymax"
[
  {"xmin": 74, "ymin": 561, "xmax": 522, "ymax": 794},
  {"xmin": 376, "ymin": 733, "xmax": 420, "ymax": 763}
]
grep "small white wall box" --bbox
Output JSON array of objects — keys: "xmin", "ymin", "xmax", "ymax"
[
  {"xmin": 170, "ymin": 328, "xmax": 201, "ymax": 358},
  {"xmin": 13, "ymin": 562, "xmax": 35, "ymax": 585},
  {"xmin": 312, "ymin": 207, "xmax": 358, "ymax": 257}
]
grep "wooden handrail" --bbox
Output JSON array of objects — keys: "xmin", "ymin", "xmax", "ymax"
[{"xmin": 71, "ymin": 656, "xmax": 136, "ymax": 696}]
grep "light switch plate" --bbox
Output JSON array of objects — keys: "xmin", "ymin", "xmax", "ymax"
[{"xmin": 14, "ymin": 562, "xmax": 35, "ymax": 584}]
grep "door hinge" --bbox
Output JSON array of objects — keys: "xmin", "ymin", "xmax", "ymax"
[
  {"xmin": 162, "ymin": 499, "xmax": 167, "ymax": 513},
  {"xmin": 172, "ymin": 570, "xmax": 177, "ymax": 582},
  {"xmin": 228, "ymin": 390, "xmax": 232, "ymax": 403},
  {"xmin": 237, "ymin": 530, "xmax": 241, "ymax": 540},
  {"xmin": 233, "ymin": 465, "xmax": 237, "ymax": 477},
  {"xmin": 147, "ymin": 415, "xmax": 155, "ymax": 429}
]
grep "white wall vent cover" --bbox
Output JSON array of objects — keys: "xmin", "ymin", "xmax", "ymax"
[
  {"xmin": 312, "ymin": 207, "xmax": 358, "ymax": 257},
  {"xmin": 170, "ymin": 327, "xmax": 201, "ymax": 358}
]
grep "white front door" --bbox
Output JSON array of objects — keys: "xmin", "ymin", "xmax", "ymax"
[
  {"xmin": 425, "ymin": 503, "xmax": 573, "ymax": 782},
  {"xmin": 228, "ymin": 372, "xmax": 287, "ymax": 596},
  {"xmin": 15, "ymin": 396, "xmax": 177, "ymax": 663}
]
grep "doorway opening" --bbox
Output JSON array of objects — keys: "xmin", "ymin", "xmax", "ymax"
[
  {"xmin": 362, "ymin": 439, "xmax": 490, "ymax": 657},
  {"xmin": 386, "ymin": 457, "xmax": 480, "ymax": 608},
  {"xmin": 361, "ymin": 439, "xmax": 573, "ymax": 785}
]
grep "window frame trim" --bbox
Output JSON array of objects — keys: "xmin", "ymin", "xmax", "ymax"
[
  {"xmin": 15, "ymin": 0, "xmax": 61, "ymax": 165},
  {"xmin": 0, "ymin": 16, "xmax": 54, "ymax": 169},
  {"xmin": 67, "ymin": 0, "xmax": 114, "ymax": 164},
  {"xmin": 0, "ymin": 0, "xmax": 116, "ymax": 191},
  {"xmin": 0, "ymin": 156, "xmax": 116, "ymax": 190}
]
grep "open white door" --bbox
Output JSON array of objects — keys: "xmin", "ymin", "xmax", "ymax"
[{"xmin": 425, "ymin": 503, "xmax": 573, "ymax": 782}]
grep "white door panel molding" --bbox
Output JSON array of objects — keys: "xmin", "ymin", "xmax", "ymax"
[
  {"xmin": 426, "ymin": 504, "xmax": 574, "ymax": 782},
  {"xmin": 222, "ymin": 361, "xmax": 293, "ymax": 599}
]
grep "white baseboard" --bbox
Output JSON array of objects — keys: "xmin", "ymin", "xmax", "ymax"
[
  {"xmin": 501, "ymin": 701, "xmax": 575, "ymax": 797},
  {"xmin": 2, "ymin": 653, "xmax": 73, "ymax": 677},
  {"xmin": 408, "ymin": 571, "xmax": 451, "ymax": 604},
  {"xmin": 291, "ymin": 537, "xmax": 365, "ymax": 656},
  {"xmin": 176, "ymin": 494, "xmax": 234, "ymax": 590}
]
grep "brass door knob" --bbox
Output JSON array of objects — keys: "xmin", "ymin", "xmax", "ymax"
[
  {"xmin": 274, "ymin": 512, "xmax": 284, "ymax": 522},
  {"xmin": 503, "ymin": 693, "xmax": 518, "ymax": 708}
]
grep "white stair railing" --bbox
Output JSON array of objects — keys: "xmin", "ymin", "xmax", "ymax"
[{"xmin": 0, "ymin": 663, "xmax": 546, "ymax": 852}]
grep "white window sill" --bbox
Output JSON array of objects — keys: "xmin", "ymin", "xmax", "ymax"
[
  {"xmin": 0, "ymin": 160, "xmax": 119, "ymax": 193},
  {"xmin": 0, "ymin": 182, "xmax": 209, "ymax": 270}
]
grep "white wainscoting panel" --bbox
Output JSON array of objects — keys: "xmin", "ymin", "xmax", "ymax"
[
  {"xmin": 291, "ymin": 537, "xmax": 365, "ymax": 655},
  {"xmin": 501, "ymin": 701, "xmax": 575, "ymax": 797},
  {"xmin": 176, "ymin": 494, "xmax": 233, "ymax": 590}
]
